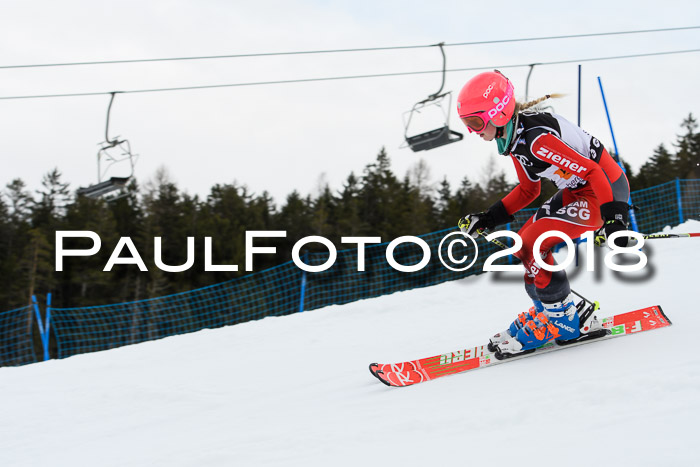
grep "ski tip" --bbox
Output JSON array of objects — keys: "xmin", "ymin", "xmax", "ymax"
[
  {"xmin": 369, "ymin": 363, "xmax": 379, "ymax": 377},
  {"xmin": 656, "ymin": 305, "xmax": 672, "ymax": 325},
  {"xmin": 375, "ymin": 370, "xmax": 393, "ymax": 387}
]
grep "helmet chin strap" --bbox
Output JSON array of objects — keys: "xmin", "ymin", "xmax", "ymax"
[{"xmin": 495, "ymin": 126, "xmax": 504, "ymax": 139}]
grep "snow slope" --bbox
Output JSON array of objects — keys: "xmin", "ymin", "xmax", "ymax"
[{"xmin": 2, "ymin": 222, "xmax": 700, "ymax": 467}]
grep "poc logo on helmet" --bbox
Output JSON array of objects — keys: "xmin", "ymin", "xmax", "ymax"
[
  {"xmin": 483, "ymin": 83, "xmax": 495, "ymax": 98},
  {"xmin": 487, "ymin": 94, "xmax": 510, "ymax": 118}
]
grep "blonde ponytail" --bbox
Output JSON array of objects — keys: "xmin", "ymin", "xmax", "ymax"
[{"xmin": 515, "ymin": 93, "xmax": 565, "ymax": 114}]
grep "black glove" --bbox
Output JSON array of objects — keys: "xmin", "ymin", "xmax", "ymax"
[
  {"xmin": 458, "ymin": 200, "xmax": 514, "ymax": 238},
  {"xmin": 595, "ymin": 201, "xmax": 630, "ymax": 247}
]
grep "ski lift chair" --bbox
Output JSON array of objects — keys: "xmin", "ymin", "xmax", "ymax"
[
  {"xmin": 403, "ymin": 92, "xmax": 463, "ymax": 152},
  {"xmin": 77, "ymin": 176, "xmax": 130, "ymax": 198},
  {"xmin": 402, "ymin": 43, "xmax": 463, "ymax": 152},
  {"xmin": 77, "ymin": 92, "xmax": 138, "ymax": 200}
]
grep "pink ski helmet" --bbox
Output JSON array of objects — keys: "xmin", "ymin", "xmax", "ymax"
[{"xmin": 457, "ymin": 70, "xmax": 515, "ymax": 133}]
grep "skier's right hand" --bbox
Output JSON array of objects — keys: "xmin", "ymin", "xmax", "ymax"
[
  {"xmin": 458, "ymin": 200, "xmax": 515, "ymax": 239},
  {"xmin": 458, "ymin": 213, "xmax": 488, "ymax": 238}
]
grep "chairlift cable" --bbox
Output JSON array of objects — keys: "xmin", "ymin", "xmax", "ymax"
[
  {"xmin": 0, "ymin": 48, "xmax": 699, "ymax": 100},
  {"xmin": 0, "ymin": 26, "xmax": 697, "ymax": 70}
]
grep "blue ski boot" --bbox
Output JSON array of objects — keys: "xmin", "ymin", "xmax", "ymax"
[
  {"xmin": 487, "ymin": 300, "xmax": 544, "ymax": 352},
  {"xmin": 539, "ymin": 295, "xmax": 581, "ymax": 342},
  {"xmin": 496, "ymin": 294, "xmax": 581, "ymax": 356}
]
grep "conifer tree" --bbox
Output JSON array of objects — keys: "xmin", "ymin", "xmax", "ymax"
[
  {"xmin": 276, "ymin": 190, "xmax": 313, "ymax": 260},
  {"xmin": 435, "ymin": 177, "xmax": 460, "ymax": 229},
  {"xmin": 59, "ymin": 196, "xmax": 119, "ymax": 306},
  {"xmin": 359, "ymin": 148, "xmax": 402, "ymax": 239},
  {"xmin": 673, "ymin": 114, "xmax": 700, "ymax": 180},
  {"xmin": 334, "ymin": 172, "xmax": 366, "ymax": 238},
  {"xmin": 108, "ymin": 180, "xmax": 148, "ymax": 303},
  {"xmin": 310, "ymin": 184, "xmax": 336, "ymax": 240},
  {"xmin": 637, "ymin": 144, "xmax": 675, "ymax": 188}
]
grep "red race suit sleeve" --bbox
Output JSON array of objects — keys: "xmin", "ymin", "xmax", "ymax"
[{"xmin": 501, "ymin": 156, "xmax": 541, "ymax": 214}]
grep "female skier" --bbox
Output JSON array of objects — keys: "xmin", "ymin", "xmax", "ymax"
[{"xmin": 456, "ymin": 70, "xmax": 631, "ymax": 357}]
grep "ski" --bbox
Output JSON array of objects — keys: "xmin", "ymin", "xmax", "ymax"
[{"xmin": 370, "ymin": 305, "xmax": 671, "ymax": 387}]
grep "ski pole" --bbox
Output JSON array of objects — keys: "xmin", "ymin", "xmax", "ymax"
[{"xmin": 642, "ymin": 232, "xmax": 700, "ymax": 240}]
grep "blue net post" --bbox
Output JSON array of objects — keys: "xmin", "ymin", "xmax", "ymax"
[
  {"xmin": 44, "ymin": 293, "xmax": 52, "ymax": 361},
  {"xmin": 31, "ymin": 295, "xmax": 49, "ymax": 361},
  {"xmin": 299, "ymin": 252, "xmax": 307, "ymax": 313},
  {"xmin": 676, "ymin": 178, "xmax": 685, "ymax": 224}
]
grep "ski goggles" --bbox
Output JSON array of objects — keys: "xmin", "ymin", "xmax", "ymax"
[{"xmin": 460, "ymin": 113, "xmax": 488, "ymax": 133}]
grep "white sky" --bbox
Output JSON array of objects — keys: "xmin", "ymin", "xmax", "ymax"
[{"xmin": 1, "ymin": 0, "xmax": 699, "ymax": 206}]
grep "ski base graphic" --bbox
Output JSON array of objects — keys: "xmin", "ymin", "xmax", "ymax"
[{"xmin": 370, "ymin": 305, "xmax": 671, "ymax": 387}]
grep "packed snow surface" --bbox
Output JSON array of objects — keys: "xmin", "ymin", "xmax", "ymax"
[{"xmin": 2, "ymin": 221, "xmax": 700, "ymax": 466}]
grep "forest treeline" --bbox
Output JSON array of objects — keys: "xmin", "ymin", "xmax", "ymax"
[{"xmin": 1, "ymin": 114, "xmax": 698, "ymax": 311}]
